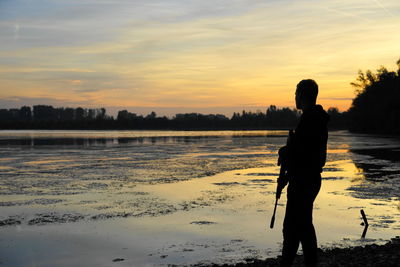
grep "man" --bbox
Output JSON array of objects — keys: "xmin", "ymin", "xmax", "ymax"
[{"xmin": 278, "ymin": 79, "xmax": 329, "ymax": 267}]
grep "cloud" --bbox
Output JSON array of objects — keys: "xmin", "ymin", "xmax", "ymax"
[{"xmin": 0, "ymin": 0, "xmax": 399, "ymax": 112}]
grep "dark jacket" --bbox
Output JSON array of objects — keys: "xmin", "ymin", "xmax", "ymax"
[{"xmin": 287, "ymin": 105, "xmax": 329, "ymax": 176}]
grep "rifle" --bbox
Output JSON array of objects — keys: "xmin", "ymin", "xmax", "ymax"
[{"xmin": 270, "ymin": 130, "xmax": 293, "ymax": 229}]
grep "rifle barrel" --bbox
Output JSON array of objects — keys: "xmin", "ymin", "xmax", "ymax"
[{"xmin": 270, "ymin": 197, "xmax": 278, "ymax": 229}]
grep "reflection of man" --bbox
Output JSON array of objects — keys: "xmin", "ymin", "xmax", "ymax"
[{"xmin": 278, "ymin": 79, "xmax": 329, "ymax": 267}]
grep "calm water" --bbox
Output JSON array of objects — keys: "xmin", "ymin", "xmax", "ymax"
[{"xmin": 0, "ymin": 130, "xmax": 399, "ymax": 266}]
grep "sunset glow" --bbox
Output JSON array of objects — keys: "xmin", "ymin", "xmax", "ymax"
[{"xmin": 1, "ymin": 0, "xmax": 399, "ymax": 116}]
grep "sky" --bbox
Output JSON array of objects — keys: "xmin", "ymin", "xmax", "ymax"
[{"xmin": 0, "ymin": 0, "xmax": 399, "ymax": 117}]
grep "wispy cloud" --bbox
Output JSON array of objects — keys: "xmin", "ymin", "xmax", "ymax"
[{"xmin": 372, "ymin": 0, "xmax": 397, "ymax": 17}]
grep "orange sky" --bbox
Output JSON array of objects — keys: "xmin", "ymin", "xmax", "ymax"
[{"xmin": 0, "ymin": 0, "xmax": 399, "ymax": 116}]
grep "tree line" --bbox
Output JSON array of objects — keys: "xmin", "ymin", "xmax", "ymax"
[
  {"xmin": 1, "ymin": 58, "xmax": 398, "ymax": 133},
  {"xmin": 0, "ymin": 103, "xmax": 350, "ymax": 131},
  {"xmin": 0, "ymin": 106, "xmax": 113, "ymax": 129},
  {"xmin": 0, "ymin": 102, "xmax": 352, "ymax": 131},
  {"xmin": 0, "ymin": 105, "xmax": 306, "ymax": 130}
]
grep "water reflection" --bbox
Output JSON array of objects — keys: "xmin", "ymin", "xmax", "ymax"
[
  {"xmin": 0, "ymin": 135, "xmax": 273, "ymax": 147},
  {"xmin": 349, "ymin": 146, "xmax": 400, "ymax": 201},
  {"xmin": 0, "ymin": 130, "xmax": 399, "ymax": 266},
  {"xmin": 353, "ymin": 161, "xmax": 400, "ymax": 181}
]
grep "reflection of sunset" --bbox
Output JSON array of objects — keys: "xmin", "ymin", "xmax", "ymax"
[
  {"xmin": 145, "ymin": 157, "xmax": 400, "ymax": 248},
  {"xmin": 0, "ymin": 130, "xmax": 399, "ymax": 265},
  {"xmin": 327, "ymin": 149, "xmax": 349, "ymax": 154}
]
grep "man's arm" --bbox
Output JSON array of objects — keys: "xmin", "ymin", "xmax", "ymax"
[{"xmin": 276, "ymin": 130, "xmax": 294, "ymax": 197}]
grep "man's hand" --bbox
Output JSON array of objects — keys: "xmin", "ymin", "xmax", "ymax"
[
  {"xmin": 278, "ymin": 146, "xmax": 288, "ymax": 166},
  {"xmin": 276, "ymin": 175, "xmax": 288, "ymax": 199}
]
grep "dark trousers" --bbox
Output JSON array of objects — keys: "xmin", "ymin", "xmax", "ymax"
[{"xmin": 280, "ymin": 174, "xmax": 321, "ymax": 267}]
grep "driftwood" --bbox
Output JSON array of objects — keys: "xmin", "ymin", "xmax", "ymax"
[{"xmin": 360, "ymin": 209, "xmax": 369, "ymax": 238}]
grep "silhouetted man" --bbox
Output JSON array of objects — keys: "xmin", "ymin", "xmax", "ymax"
[{"xmin": 278, "ymin": 79, "xmax": 329, "ymax": 267}]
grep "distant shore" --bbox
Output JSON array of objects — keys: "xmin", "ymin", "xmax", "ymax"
[{"xmin": 206, "ymin": 237, "xmax": 400, "ymax": 267}]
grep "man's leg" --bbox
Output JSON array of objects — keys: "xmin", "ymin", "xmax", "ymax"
[
  {"xmin": 281, "ymin": 177, "xmax": 321, "ymax": 267},
  {"xmin": 280, "ymin": 184, "xmax": 301, "ymax": 267},
  {"xmin": 300, "ymin": 223, "xmax": 317, "ymax": 267},
  {"xmin": 299, "ymin": 177, "xmax": 321, "ymax": 267}
]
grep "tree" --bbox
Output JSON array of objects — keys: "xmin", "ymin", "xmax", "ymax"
[
  {"xmin": 96, "ymin": 108, "xmax": 106, "ymax": 120},
  {"xmin": 75, "ymin": 107, "xmax": 85, "ymax": 120},
  {"xmin": 348, "ymin": 58, "xmax": 400, "ymax": 133},
  {"xmin": 146, "ymin": 111, "xmax": 157, "ymax": 119},
  {"xmin": 33, "ymin": 105, "xmax": 55, "ymax": 121},
  {"xmin": 19, "ymin": 106, "xmax": 32, "ymax": 121}
]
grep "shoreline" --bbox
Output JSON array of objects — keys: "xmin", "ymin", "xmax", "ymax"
[{"xmin": 205, "ymin": 237, "xmax": 400, "ymax": 267}]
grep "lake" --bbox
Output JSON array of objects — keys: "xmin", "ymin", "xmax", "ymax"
[{"xmin": 0, "ymin": 130, "xmax": 399, "ymax": 266}]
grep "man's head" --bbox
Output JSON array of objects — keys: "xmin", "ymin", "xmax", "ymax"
[{"xmin": 295, "ymin": 79, "xmax": 318, "ymax": 110}]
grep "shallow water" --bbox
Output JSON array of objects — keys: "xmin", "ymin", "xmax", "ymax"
[{"xmin": 0, "ymin": 130, "xmax": 399, "ymax": 266}]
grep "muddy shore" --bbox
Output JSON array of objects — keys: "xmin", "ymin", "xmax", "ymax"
[{"xmin": 205, "ymin": 237, "xmax": 400, "ymax": 267}]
